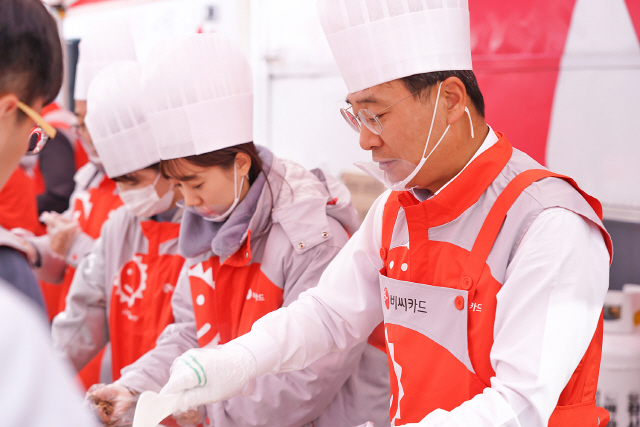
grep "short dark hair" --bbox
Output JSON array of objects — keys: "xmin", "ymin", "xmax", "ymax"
[
  {"xmin": 0, "ymin": 0, "xmax": 63, "ymax": 106},
  {"xmin": 401, "ymin": 70, "xmax": 485, "ymax": 118}
]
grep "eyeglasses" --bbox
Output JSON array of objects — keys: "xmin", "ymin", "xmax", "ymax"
[
  {"xmin": 70, "ymin": 123, "xmax": 86, "ymax": 139},
  {"xmin": 340, "ymin": 90, "xmax": 420, "ymax": 135},
  {"xmin": 16, "ymin": 101, "xmax": 57, "ymax": 155}
]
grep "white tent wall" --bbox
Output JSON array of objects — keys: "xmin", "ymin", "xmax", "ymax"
[
  {"xmin": 62, "ymin": 0, "xmax": 248, "ymax": 62},
  {"xmin": 547, "ymin": 0, "xmax": 640, "ymax": 223},
  {"xmin": 250, "ymin": 0, "xmax": 370, "ymax": 179}
]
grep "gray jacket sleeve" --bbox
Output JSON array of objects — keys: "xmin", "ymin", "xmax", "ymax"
[
  {"xmin": 117, "ymin": 265, "xmax": 198, "ymax": 392},
  {"xmin": 51, "ymin": 233, "xmax": 109, "ymax": 372},
  {"xmin": 0, "ymin": 246, "xmax": 46, "ymax": 311},
  {"xmin": 206, "ymin": 220, "xmax": 366, "ymax": 427}
]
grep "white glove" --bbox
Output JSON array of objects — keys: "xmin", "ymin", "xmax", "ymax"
[{"xmin": 160, "ymin": 343, "xmax": 257, "ymax": 413}]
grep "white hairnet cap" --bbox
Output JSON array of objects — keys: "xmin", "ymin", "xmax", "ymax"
[
  {"xmin": 74, "ymin": 19, "xmax": 137, "ymax": 101},
  {"xmin": 317, "ymin": 0, "xmax": 472, "ymax": 93},
  {"xmin": 85, "ymin": 61, "xmax": 160, "ymax": 178},
  {"xmin": 141, "ymin": 33, "xmax": 253, "ymax": 160}
]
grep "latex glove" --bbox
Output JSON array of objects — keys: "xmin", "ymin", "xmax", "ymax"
[
  {"xmin": 86, "ymin": 383, "xmax": 139, "ymax": 426},
  {"xmin": 161, "ymin": 343, "xmax": 257, "ymax": 413},
  {"xmin": 40, "ymin": 211, "xmax": 79, "ymax": 257},
  {"xmin": 173, "ymin": 406, "xmax": 206, "ymax": 427}
]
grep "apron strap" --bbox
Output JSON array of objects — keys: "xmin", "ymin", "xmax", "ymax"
[
  {"xmin": 379, "ymin": 192, "xmax": 402, "ymax": 267},
  {"xmin": 461, "ymin": 169, "xmax": 568, "ymax": 289}
]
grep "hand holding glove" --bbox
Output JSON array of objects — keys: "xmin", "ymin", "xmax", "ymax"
[
  {"xmin": 160, "ymin": 343, "xmax": 257, "ymax": 414},
  {"xmin": 173, "ymin": 406, "xmax": 206, "ymax": 427},
  {"xmin": 86, "ymin": 382, "xmax": 139, "ymax": 426}
]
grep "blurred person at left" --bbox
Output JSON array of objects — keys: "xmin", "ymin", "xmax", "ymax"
[{"xmin": 0, "ymin": 0, "xmax": 100, "ymax": 425}]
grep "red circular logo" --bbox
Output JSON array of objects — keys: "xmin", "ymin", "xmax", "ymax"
[{"xmin": 384, "ymin": 287, "xmax": 389, "ymax": 309}]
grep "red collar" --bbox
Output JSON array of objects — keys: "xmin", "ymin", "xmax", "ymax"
[{"xmin": 397, "ymin": 132, "xmax": 513, "ymax": 227}]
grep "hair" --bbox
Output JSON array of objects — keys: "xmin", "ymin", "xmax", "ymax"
[
  {"xmin": 160, "ymin": 142, "xmax": 264, "ymax": 184},
  {"xmin": 400, "ymin": 70, "xmax": 485, "ymax": 118},
  {"xmin": 0, "ymin": 0, "xmax": 63, "ymax": 109},
  {"xmin": 112, "ymin": 163, "xmax": 160, "ymax": 184}
]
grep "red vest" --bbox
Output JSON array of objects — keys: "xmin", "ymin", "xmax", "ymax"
[
  {"xmin": 379, "ymin": 135, "xmax": 613, "ymax": 426},
  {"xmin": 109, "ymin": 220, "xmax": 184, "ymax": 379},
  {"xmin": 189, "ymin": 232, "xmax": 284, "ymax": 347}
]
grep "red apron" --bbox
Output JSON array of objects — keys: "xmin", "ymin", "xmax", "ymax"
[
  {"xmin": 108, "ymin": 220, "xmax": 184, "ymax": 380},
  {"xmin": 380, "ymin": 162, "xmax": 612, "ymax": 425}
]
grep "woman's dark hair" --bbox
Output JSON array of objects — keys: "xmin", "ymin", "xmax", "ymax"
[
  {"xmin": 401, "ymin": 70, "xmax": 485, "ymax": 118},
  {"xmin": 160, "ymin": 142, "xmax": 264, "ymax": 185},
  {"xmin": 112, "ymin": 163, "xmax": 160, "ymax": 184},
  {"xmin": 0, "ymin": 0, "xmax": 63, "ymax": 107}
]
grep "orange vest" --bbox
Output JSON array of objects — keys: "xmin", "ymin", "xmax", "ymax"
[
  {"xmin": 109, "ymin": 220, "xmax": 184, "ymax": 380},
  {"xmin": 379, "ymin": 135, "xmax": 612, "ymax": 426}
]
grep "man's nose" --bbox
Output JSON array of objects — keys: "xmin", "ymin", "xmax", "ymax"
[{"xmin": 359, "ymin": 126, "xmax": 383, "ymax": 151}]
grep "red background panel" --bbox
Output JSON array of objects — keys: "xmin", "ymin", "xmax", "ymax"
[{"xmin": 469, "ymin": 0, "xmax": 577, "ymax": 165}]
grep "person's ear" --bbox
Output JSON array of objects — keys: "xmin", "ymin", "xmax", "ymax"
[
  {"xmin": 441, "ymin": 77, "xmax": 467, "ymax": 126},
  {"xmin": 0, "ymin": 94, "xmax": 19, "ymax": 119},
  {"xmin": 235, "ymin": 152, "xmax": 252, "ymax": 177}
]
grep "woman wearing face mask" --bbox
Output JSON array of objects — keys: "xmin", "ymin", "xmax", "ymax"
[
  {"xmin": 90, "ymin": 34, "xmax": 390, "ymax": 427},
  {"xmin": 51, "ymin": 61, "xmax": 187, "ymax": 425}
]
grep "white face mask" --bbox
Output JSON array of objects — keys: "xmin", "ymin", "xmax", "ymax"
[
  {"xmin": 353, "ymin": 82, "xmax": 474, "ymax": 192},
  {"xmin": 118, "ymin": 173, "xmax": 175, "ymax": 218},
  {"xmin": 177, "ymin": 162, "xmax": 245, "ymax": 223}
]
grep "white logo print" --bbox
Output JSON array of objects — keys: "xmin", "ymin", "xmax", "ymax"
[
  {"xmin": 189, "ymin": 263, "xmax": 215, "ymax": 289},
  {"xmin": 386, "ymin": 328, "xmax": 404, "ymax": 426},
  {"xmin": 246, "ymin": 289, "xmax": 265, "ymax": 301},
  {"xmin": 114, "ymin": 255, "xmax": 148, "ymax": 308}
]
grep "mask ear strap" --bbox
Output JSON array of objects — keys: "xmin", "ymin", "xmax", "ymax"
[{"xmin": 464, "ymin": 106, "xmax": 474, "ymax": 139}]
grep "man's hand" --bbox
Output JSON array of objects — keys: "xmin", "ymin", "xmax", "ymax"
[
  {"xmin": 173, "ymin": 406, "xmax": 205, "ymax": 427},
  {"xmin": 40, "ymin": 211, "xmax": 79, "ymax": 257},
  {"xmin": 160, "ymin": 343, "xmax": 257, "ymax": 413},
  {"xmin": 86, "ymin": 383, "xmax": 139, "ymax": 426}
]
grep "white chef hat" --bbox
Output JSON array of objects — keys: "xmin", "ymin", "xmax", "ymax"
[
  {"xmin": 85, "ymin": 61, "xmax": 160, "ymax": 179},
  {"xmin": 141, "ymin": 33, "xmax": 253, "ymax": 160},
  {"xmin": 317, "ymin": 0, "xmax": 472, "ymax": 93},
  {"xmin": 74, "ymin": 19, "xmax": 137, "ymax": 101}
]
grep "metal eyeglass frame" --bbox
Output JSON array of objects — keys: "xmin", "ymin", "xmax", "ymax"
[{"xmin": 340, "ymin": 90, "xmax": 420, "ymax": 135}]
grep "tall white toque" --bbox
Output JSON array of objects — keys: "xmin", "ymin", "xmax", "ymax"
[
  {"xmin": 74, "ymin": 19, "xmax": 137, "ymax": 101},
  {"xmin": 141, "ymin": 33, "xmax": 253, "ymax": 160},
  {"xmin": 316, "ymin": 0, "xmax": 473, "ymax": 93},
  {"xmin": 85, "ymin": 61, "xmax": 160, "ymax": 178}
]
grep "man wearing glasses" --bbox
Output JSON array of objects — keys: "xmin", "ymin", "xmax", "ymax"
[
  {"xmin": 0, "ymin": 0, "xmax": 61, "ymax": 307},
  {"xmin": 146, "ymin": 2, "xmax": 612, "ymax": 427}
]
